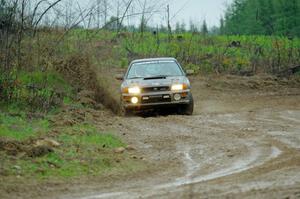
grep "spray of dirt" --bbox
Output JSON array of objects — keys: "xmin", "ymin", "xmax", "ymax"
[
  {"xmin": 54, "ymin": 54, "xmax": 97, "ymax": 90},
  {"xmin": 53, "ymin": 54, "xmax": 122, "ymax": 114},
  {"xmin": 94, "ymin": 68, "xmax": 123, "ymax": 114}
]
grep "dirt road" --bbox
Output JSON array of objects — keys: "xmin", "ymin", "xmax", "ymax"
[{"xmin": 60, "ymin": 75, "xmax": 300, "ymax": 199}]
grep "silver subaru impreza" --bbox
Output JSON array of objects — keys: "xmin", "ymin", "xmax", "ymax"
[{"xmin": 118, "ymin": 57, "xmax": 194, "ymax": 115}]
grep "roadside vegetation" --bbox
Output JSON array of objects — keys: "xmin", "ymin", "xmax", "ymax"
[
  {"xmin": 0, "ymin": 101, "xmax": 145, "ymax": 180},
  {"xmin": 119, "ymin": 32, "xmax": 300, "ymax": 75},
  {"xmin": 0, "ymin": 118, "xmax": 140, "ymax": 179}
]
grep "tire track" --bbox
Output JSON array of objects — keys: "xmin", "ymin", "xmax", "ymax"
[
  {"xmin": 81, "ymin": 141, "xmax": 282, "ymax": 199},
  {"xmin": 74, "ymin": 107, "xmax": 300, "ymax": 199}
]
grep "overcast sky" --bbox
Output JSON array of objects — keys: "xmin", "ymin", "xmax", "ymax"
[
  {"xmin": 168, "ymin": 0, "xmax": 233, "ymax": 27},
  {"xmin": 72, "ymin": 0, "xmax": 233, "ymax": 28}
]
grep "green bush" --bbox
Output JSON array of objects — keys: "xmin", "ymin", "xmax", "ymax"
[{"xmin": 0, "ymin": 70, "xmax": 73, "ymax": 111}]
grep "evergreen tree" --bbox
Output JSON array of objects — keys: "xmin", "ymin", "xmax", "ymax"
[
  {"xmin": 258, "ymin": 0, "xmax": 275, "ymax": 34},
  {"xmin": 223, "ymin": 0, "xmax": 300, "ymax": 37},
  {"xmin": 180, "ymin": 21, "xmax": 186, "ymax": 33},
  {"xmin": 201, "ymin": 20, "xmax": 208, "ymax": 35},
  {"xmin": 175, "ymin": 22, "xmax": 181, "ymax": 33},
  {"xmin": 189, "ymin": 20, "xmax": 198, "ymax": 33},
  {"xmin": 104, "ymin": 16, "xmax": 119, "ymax": 31},
  {"xmin": 220, "ymin": 17, "xmax": 225, "ymax": 35},
  {"xmin": 210, "ymin": 26, "xmax": 220, "ymax": 35}
]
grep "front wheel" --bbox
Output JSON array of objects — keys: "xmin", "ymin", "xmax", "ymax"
[
  {"xmin": 121, "ymin": 104, "xmax": 134, "ymax": 116},
  {"xmin": 120, "ymin": 97, "xmax": 133, "ymax": 116},
  {"xmin": 179, "ymin": 94, "xmax": 194, "ymax": 115}
]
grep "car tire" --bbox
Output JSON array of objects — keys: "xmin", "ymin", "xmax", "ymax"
[
  {"xmin": 180, "ymin": 93, "xmax": 194, "ymax": 115},
  {"xmin": 123, "ymin": 108, "xmax": 133, "ymax": 116},
  {"xmin": 121, "ymin": 102, "xmax": 134, "ymax": 117},
  {"xmin": 120, "ymin": 97, "xmax": 131, "ymax": 116}
]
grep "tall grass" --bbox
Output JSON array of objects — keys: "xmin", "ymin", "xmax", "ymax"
[
  {"xmin": 118, "ymin": 32, "xmax": 300, "ymax": 74},
  {"xmin": 66, "ymin": 30, "xmax": 299, "ymax": 74}
]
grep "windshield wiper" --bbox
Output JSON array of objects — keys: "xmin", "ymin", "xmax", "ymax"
[
  {"xmin": 128, "ymin": 76, "xmax": 144, "ymax": 79},
  {"xmin": 143, "ymin": 75, "xmax": 167, "ymax": 80}
]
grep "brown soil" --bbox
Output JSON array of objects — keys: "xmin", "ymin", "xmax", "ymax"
[
  {"xmin": 0, "ymin": 138, "xmax": 56, "ymax": 158},
  {"xmin": 0, "ymin": 138, "xmax": 25, "ymax": 156},
  {"xmin": 1, "ymin": 74, "xmax": 300, "ymax": 199}
]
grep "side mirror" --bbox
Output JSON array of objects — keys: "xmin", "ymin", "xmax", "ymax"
[
  {"xmin": 186, "ymin": 69, "xmax": 195, "ymax": 76},
  {"xmin": 115, "ymin": 74, "xmax": 124, "ymax": 81}
]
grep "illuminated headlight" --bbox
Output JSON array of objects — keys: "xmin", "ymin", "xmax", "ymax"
[
  {"xmin": 171, "ymin": 84, "xmax": 184, "ymax": 91},
  {"xmin": 131, "ymin": 97, "xmax": 139, "ymax": 104},
  {"xmin": 128, "ymin": 86, "xmax": 141, "ymax": 94}
]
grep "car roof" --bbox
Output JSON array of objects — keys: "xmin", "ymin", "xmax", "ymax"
[{"xmin": 130, "ymin": 57, "xmax": 177, "ymax": 64}]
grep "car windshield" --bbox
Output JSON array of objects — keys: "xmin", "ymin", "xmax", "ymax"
[{"xmin": 127, "ymin": 61, "xmax": 183, "ymax": 79}]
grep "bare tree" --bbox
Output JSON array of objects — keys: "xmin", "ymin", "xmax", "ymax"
[
  {"xmin": 117, "ymin": 0, "xmax": 134, "ymax": 33},
  {"xmin": 167, "ymin": 4, "xmax": 171, "ymax": 42},
  {"xmin": 103, "ymin": 0, "xmax": 108, "ymax": 24},
  {"xmin": 33, "ymin": 0, "xmax": 63, "ymax": 35}
]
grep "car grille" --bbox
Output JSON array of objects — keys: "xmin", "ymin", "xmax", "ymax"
[
  {"xmin": 142, "ymin": 86, "xmax": 170, "ymax": 93},
  {"xmin": 141, "ymin": 95, "xmax": 171, "ymax": 104}
]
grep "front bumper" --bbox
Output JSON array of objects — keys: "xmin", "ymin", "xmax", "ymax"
[{"xmin": 122, "ymin": 90, "xmax": 191, "ymax": 109}]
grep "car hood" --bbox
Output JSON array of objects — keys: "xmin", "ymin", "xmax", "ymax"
[{"xmin": 122, "ymin": 76, "xmax": 189, "ymax": 88}]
